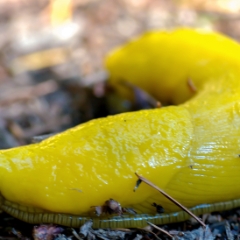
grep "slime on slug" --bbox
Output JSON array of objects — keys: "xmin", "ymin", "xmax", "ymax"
[{"xmin": 1, "ymin": 28, "xmax": 240, "ymax": 228}]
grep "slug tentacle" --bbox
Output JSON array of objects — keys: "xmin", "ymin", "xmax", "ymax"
[{"xmin": 1, "ymin": 28, "xmax": 240, "ymax": 227}]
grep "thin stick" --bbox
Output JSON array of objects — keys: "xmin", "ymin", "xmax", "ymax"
[
  {"xmin": 139, "ymin": 226, "xmax": 162, "ymax": 240},
  {"xmin": 135, "ymin": 173, "xmax": 206, "ymax": 228},
  {"xmin": 147, "ymin": 221, "xmax": 173, "ymax": 239},
  {"xmin": 187, "ymin": 78, "xmax": 197, "ymax": 93}
]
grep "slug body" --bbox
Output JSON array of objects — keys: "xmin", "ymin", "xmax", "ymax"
[{"xmin": 1, "ymin": 28, "xmax": 240, "ymax": 228}]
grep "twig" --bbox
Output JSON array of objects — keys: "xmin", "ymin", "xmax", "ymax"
[
  {"xmin": 147, "ymin": 221, "xmax": 173, "ymax": 239},
  {"xmin": 139, "ymin": 225, "xmax": 162, "ymax": 240},
  {"xmin": 0, "ymin": 80, "xmax": 59, "ymax": 106},
  {"xmin": 135, "ymin": 173, "xmax": 206, "ymax": 228},
  {"xmin": 187, "ymin": 78, "xmax": 197, "ymax": 93},
  {"xmin": 31, "ymin": 133, "xmax": 56, "ymax": 143},
  {"xmin": 120, "ymin": 80, "xmax": 161, "ymax": 108}
]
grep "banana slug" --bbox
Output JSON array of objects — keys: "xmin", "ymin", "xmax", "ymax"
[{"xmin": 1, "ymin": 28, "xmax": 240, "ymax": 228}]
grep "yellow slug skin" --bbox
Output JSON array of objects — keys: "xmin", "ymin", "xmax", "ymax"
[
  {"xmin": 0, "ymin": 107, "xmax": 193, "ymax": 214},
  {"xmin": 1, "ymin": 28, "xmax": 240, "ymax": 227},
  {"xmin": 106, "ymin": 28, "xmax": 240, "ymax": 105}
]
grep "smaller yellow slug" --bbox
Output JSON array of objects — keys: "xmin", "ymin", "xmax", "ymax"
[
  {"xmin": 106, "ymin": 28, "xmax": 240, "ymax": 105},
  {"xmin": 1, "ymin": 28, "xmax": 240, "ymax": 228}
]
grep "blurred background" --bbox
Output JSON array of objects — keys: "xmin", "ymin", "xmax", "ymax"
[{"xmin": 0, "ymin": 0, "xmax": 240, "ymax": 148}]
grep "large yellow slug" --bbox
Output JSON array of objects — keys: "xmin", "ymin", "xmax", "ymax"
[{"xmin": 1, "ymin": 28, "xmax": 240, "ymax": 228}]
